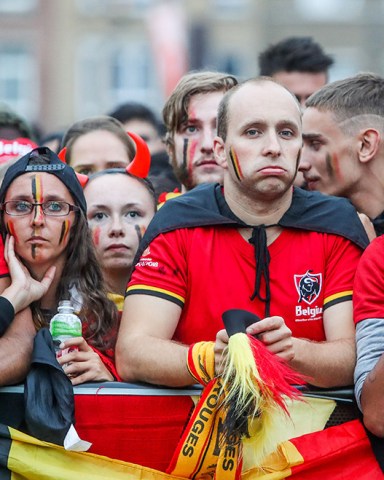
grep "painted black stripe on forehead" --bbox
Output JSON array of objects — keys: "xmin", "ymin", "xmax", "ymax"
[{"xmin": 31, "ymin": 175, "xmax": 37, "ymax": 202}]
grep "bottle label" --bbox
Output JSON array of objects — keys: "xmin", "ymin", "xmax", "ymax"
[{"xmin": 50, "ymin": 320, "xmax": 82, "ymax": 338}]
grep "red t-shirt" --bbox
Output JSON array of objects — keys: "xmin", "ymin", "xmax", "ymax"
[
  {"xmin": 354, "ymin": 235, "xmax": 384, "ymax": 323},
  {"xmin": 127, "ymin": 226, "xmax": 362, "ymax": 345},
  {"xmin": 0, "ymin": 236, "xmax": 9, "ymax": 278}
]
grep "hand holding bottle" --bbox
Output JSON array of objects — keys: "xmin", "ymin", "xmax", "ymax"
[{"xmin": 57, "ymin": 336, "xmax": 114, "ymax": 385}]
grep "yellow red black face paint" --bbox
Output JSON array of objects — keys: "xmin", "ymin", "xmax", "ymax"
[
  {"xmin": 31, "ymin": 175, "xmax": 44, "ymax": 223},
  {"xmin": 6, "ymin": 220, "xmax": 18, "ymax": 243},
  {"xmin": 229, "ymin": 147, "xmax": 244, "ymax": 181},
  {"xmin": 31, "ymin": 174, "xmax": 43, "ymax": 203},
  {"xmin": 59, "ymin": 219, "xmax": 70, "ymax": 245},
  {"xmin": 31, "ymin": 226, "xmax": 42, "ymax": 259}
]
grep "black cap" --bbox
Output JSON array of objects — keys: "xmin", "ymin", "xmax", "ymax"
[{"xmin": 0, "ymin": 146, "xmax": 86, "ymax": 213}]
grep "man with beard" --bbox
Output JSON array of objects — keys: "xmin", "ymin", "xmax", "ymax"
[
  {"xmin": 299, "ymin": 73, "xmax": 384, "ymax": 240},
  {"xmin": 116, "ymin": 78, "xmax": 368, "ymax": 388},
  {"xmin": 162, "ymin": 71, "xmax": 238, "ymax": 192}
]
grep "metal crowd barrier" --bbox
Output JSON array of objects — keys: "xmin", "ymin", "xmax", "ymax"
[{"xmin": 0, "ymin": 382, "xmax": 358, "ymax": 430}]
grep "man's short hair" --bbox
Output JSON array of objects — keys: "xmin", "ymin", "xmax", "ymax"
[
  {"xmin": 0, "ymin": 103, "xmax": 35, "ymax": 140},
  {"xmin": 306, "ymin": 72, "xmax": 384, "ymax": 132},
  {"xmin": 258, "ymin": 37, "xmax": 334, "ymax": 76},
  {"xmin": 162, "ymin": 71, "xmax": 238, "ymax": 149},
  {"xmin": 109, "ymin": 102, "xmax": 162, "ymax": 134}
]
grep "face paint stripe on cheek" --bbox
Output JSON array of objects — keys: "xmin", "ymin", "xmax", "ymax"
[
  {"xmin": 59, "ymin": 220, "xmax": 70, "ymax": 245},
  {"xmin": 325, "ymin": 153, "xmax": 335, "ymax": 179},
  {"xmin": 182, "ymin": 138, "xmax": 189, "ymax": 170},
  {"xmin": 135, "ymin": 224, "xmax": 143, "ymax": 243},
  {"xmin": 92, "ymin": 226, "xmax": 101, "ymax": 246},
  {"xmin": 6, "ymin": 220, "xmax": 18, "ymax": 243},
  {"xmin": 229, "ymin": 147, "xmax": 243, "ymax": 181},
  {"xmin": 331, "ymin": 153, "xmax": 342, "ymax": 181}
]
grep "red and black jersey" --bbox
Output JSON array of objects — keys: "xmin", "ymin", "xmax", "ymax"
[
  {"xmin": 128, "ymin": 226, "xmax": 361, "ymax": 344},
  {"xmin": 127, "ymin": 184, "xmax": 368, "ymax": 345},
  {"xmin": 354, "ymin": 235, "xmax": 384, "ymax": 323}
]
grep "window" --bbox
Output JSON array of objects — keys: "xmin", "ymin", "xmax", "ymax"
[
  {"xmin": 327, "ymin": 47, "xmax": 361, "ymax": 81},
  {"xmin": 75, "ymin": 0, "xmax": 153, "ymax": 17},
  {"xmin": 0, "ymin": 0, "xmax": 37, "ymax": 13},
  {"xmin": 76, "ymin": 36, "xmax": 161, "ymax": 119},
  {"xmin": 213, "ymin": 0, "xmax": 249, "ymax": 17},
  {"xmin": 0, "ymin": 46, "xmax": 37, "ymax": 121},
  {"xmin": 295, "ymin": 0, "xmax": 364, "ymax": 21}
]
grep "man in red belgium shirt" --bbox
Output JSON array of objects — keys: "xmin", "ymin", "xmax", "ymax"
[{"xmin": 116, "ymin": 77, "xmax": 368, "ymax": 389}]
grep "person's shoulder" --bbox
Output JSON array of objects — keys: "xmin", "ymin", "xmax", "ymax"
[
  {"xmin": 293, "ymin": 187, "xmax": 357, "ymax": 211},
  {"xmin": 161, "ymin": 184, "xmax": 216, "ymax": 207},
  {"xmin": 355, "ymin": 235, "xmax": 384, "ymax": 283},
  {"xmin": 361, "ymin": 235, "xmax": 384, "ymax": 261},
  {"xmin": 154, "ymin": 183, "xmax": 219, "ymax": 222},
  {"xmin": 286, "ymin": 188, "xmax": 369, "ymax": 249},
  {"xmin": 157, "ymin": 189, "xmax": 182, "ymax": 209}
]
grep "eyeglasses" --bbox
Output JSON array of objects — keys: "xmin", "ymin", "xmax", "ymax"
[{"xmin": 1, "ymin": 200, "xmax": 80, "ymax": 217}]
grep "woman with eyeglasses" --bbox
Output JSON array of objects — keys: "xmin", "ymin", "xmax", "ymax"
[{"xmin": 0, "ymin": 146, "xmax": 119, "ymax": 384}]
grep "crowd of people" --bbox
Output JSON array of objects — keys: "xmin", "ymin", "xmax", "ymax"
[{"xmin": 1, "ymin": 36, "xmax": 384, "ymax": 464}]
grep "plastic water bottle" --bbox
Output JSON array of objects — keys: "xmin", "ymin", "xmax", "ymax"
[{"xmin": 49, "ymin": 300, "xmax": 82, "ymax": 357}]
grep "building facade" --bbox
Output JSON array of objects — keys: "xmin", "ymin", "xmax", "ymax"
[{"xmin": 0, "ymin": 0, "xmax": 382, "ymax": 136}]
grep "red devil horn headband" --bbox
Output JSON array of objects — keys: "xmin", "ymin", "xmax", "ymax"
[
  {"xmin": 58, "ymin": 147, "xmax": 67, "ymax": 163},
  {"xmin": 58, "ymin": 131, "xmax": 151, "ymax": 184},
  {"xmin": 125, "ymin": 131, "xmax": 151, "ymax": 178},
  {"xmin": 56, "ymin": 146, "xmax": 89, "ymax": 187}
]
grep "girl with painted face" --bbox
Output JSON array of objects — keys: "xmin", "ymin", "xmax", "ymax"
[
  {"xmin": 0, "ymin": 147, "xmax": 119, "ymax": 385},
  {"xmin": 84, "ymin": 170, "xmax": 156, "ymax": 312}
]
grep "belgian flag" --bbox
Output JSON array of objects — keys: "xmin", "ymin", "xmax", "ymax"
[
  {"xmin": 0, "ymin": 420, "xmax": 382, "ymax": 479},
  {"xmin": 0, "ymin": 423, "xmax": 184, "ymax": 480}
]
